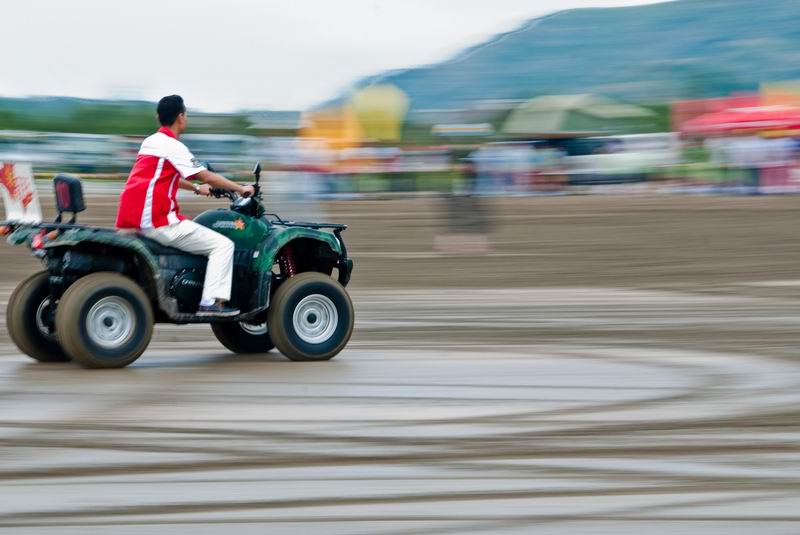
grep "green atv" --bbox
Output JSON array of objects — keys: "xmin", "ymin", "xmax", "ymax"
[{"xmin": 2, "ymin": 163, "xmax": 354, "ymax": 368}]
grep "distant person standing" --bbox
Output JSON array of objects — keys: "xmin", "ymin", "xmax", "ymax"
[{"xmin": 434, "ymin": 152, "xmax": 491, "ymax": 254}]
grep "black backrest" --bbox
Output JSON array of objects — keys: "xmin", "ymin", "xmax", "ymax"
[{"xmin": 53, "ymin": 174, "xmax": 85, "ymax": 222}]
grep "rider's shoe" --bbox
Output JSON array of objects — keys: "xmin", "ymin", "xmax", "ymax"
[{"xmin": 197, "ymin": 303, "xmax": 240, "ymax": 317}]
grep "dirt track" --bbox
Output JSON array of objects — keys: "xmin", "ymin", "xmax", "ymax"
[
  {"xmin": 5, "ymin": 193, "xmax": 799, "ymax": 289},
  {"xmin": 0, "ymin": 193, "xmax": 799, "ymax": 533}
]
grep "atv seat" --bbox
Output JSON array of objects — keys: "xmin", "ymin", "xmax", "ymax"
[{"xmin": 136, "ymin": 235, "xmax": 202, "ymax": 257}]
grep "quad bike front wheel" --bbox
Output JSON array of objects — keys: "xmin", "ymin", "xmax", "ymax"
[
  {"xmin": 6, "ymin": 270, "xmax": 69, "ymax": 362},
  {"xmin": 211, "ymin": 321, "xmax": 275, "ymax": 353},
  {"xmin": 268, "ymin": 272, "xmax": 354, "ymax": 361},
  {"xmin": 56, "ymin": 272, "xmax": 153, "ymax": 369}
]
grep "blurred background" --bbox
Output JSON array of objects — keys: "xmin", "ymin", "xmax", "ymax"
[
  {"xmin": 3, "ymin": 0, "xmax": 800, "ymax": 197},
  {"xmin": 1, "ymin": 0, "xmax": 799, "ymax": 532}
]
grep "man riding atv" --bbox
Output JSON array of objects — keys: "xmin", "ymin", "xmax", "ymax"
[
  {"xmin": 2, "ymin": 95, "xmax": 354, "ymax": 368},
  {"xmin": 115, "ymin": 95, "xmax": 254, "ymax": 317}
]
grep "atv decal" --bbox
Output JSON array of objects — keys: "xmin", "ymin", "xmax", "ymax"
[{"xmin": 212, "ymin": 219, "xmax": 246, "ymax": 230}]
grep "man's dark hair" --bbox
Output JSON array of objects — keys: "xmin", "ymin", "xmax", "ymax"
[{"xmin": 157, "ymin": 95, "xmax": 186, "ymax": 126}]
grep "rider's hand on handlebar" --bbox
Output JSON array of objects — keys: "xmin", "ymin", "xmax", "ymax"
[
  {"xmin": 239, "ymin": 185, "xmax": 255, "ymax": 198},
  {"xmin": 196, "ymin": 184, "xmax": 212, "ymax": 197}
]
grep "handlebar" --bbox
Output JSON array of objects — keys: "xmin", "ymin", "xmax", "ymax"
[
  {"xmin": 210, "ymin": 187, "xmax": 236, "ymax": 200},
  {"xmin": 202, "ymin": 161, "xmax": 261, "ymax": 201},
  {"xmin": 209, "ymin": 184, "xmax": 259, "ymax": 201}
]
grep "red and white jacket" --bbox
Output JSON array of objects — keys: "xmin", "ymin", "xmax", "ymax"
[{"xmin": 115, "ymin": 127, "xmax": 206, "ymax": 229}]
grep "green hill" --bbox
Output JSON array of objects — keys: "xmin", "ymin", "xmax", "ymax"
[
  {"xmin": 0, "ymin": 97, "xmax": 250, "ymax": 135},
  {"xmin": 339, "ymin": 0, "xmax": 800, "ymax": 110}
]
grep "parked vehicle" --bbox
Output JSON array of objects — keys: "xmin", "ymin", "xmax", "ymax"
[{"xmin": 563, "ymin": 133, "xmax": 681, "ymax": 185}]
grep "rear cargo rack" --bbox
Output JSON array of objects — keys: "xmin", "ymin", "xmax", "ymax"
[{"xmin": 0, "ymin": 221, "xmax": 111, "ymax": 232}]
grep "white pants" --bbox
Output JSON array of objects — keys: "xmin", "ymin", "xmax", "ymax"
[{"xmin": 144, "ymin": 220, "xmax": 234, "ymax": 304}]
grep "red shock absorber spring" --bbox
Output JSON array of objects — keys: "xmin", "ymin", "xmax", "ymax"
[{"xmin": 279, "ymin": 244, "xmax": 297, "ymax": 278}]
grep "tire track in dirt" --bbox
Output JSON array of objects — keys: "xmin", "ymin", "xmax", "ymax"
[{"xmin": 0, "ymin": 196, "xmax": 798, "ymax": 532}]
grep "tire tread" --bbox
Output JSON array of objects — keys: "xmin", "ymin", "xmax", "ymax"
[
  {"xmin": 267, "ymin": 272, "xmax": 354, "ymax": 361},
  {"xmin": 6, "ymin": 270, "xmax": 68, "ymax": 362},
  {"xmin": 55, "ymin": 272, "xmax": 153, "ymax": 368},
  {"xmin": 211, "ymin": 322, "xmax": 274, "ymax": 354}
]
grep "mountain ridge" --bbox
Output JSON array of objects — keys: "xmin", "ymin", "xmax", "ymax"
[{"xmin": 324, "ymin": 0, "xmax": 800, "ymax": 111}]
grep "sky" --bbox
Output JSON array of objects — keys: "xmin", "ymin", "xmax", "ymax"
[{"xmin": 0, "ymin": 0, "xmax": 663, "ymax": 112}]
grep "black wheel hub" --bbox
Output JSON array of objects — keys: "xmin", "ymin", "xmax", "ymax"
[{"xmin": 35, "ymin": 298, "xmax": 57, "ymax": 340}]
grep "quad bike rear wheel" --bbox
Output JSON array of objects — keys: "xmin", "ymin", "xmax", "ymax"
[
  {"xmin": 56, "ymin": 272, "xmax": 153, "ymax": 369},
  {"xmin": 267, "ymin": 272, "xmax": 354, "ymax": 361},
  {"xmin": 6, "ymin": 270, "xmax": 69, "ymax": 362},
  {"xmin": 211, "ymin": 321, "xmax": 275, "ymax": 353}
]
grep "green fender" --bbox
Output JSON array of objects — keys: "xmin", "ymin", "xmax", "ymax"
[
  {"xmin": 42, "ymin": 228, "xmax": 162, "ymax": 281},
  {"xmin": 253, "ymin": 226, "xmax": 342, "ymax": 272}
]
